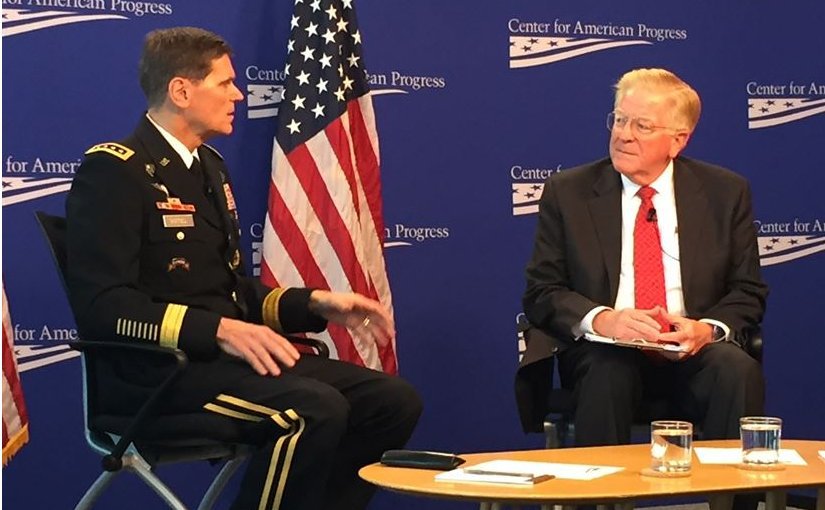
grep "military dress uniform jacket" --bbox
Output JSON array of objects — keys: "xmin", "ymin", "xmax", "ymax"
[{"xmin": 66, "ymin": 116, "xmax": 326, "ymax": 366}]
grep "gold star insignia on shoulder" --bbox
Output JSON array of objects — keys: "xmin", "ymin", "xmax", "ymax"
[{"xmin": 85, "ymin": 142, "xmax": 135, "ymax": 161}]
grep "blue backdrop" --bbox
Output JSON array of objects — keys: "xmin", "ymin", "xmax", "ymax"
[{"xmin": 3, "ymin": 1, "xmax": 823, "ymax": 508}]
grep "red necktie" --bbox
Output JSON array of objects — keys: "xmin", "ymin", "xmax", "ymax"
[{"xmin": 634, "ymin": 186, "xmax": 669, "ymax": 332}]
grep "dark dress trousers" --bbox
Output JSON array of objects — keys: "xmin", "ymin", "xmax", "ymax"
[
  {"xmin": 519, "ymin": 156, "xmax": 768, "ymax": 445},
  {"xmin": 65, "ymin": 116, "xmax": 421, "ymax": 510}
]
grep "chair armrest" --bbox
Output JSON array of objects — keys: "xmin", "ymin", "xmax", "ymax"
[
  {"xmin": 741, "ymin": 328, "xmax": 763, "ymax": 364},
  {"xmin": 285, "ymin": 335, "xmax": 330, "ymax": 358},
  {"xmin": 71, "ymin": 340, "xmax": 188, "ymax": 471}
]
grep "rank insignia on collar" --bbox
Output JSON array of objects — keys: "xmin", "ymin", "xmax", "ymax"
[
  {"xmin": 160, "ymin": 157, "xmax": 171, "ymax": 167},
  {"xmin": 167, "ymin": 257, "xmax": 190, "ymax": 272},
  {"xmin": 223, "ymin": 183, "xmax": 237, "ymax": 211},
  {"xmin": 156, "ymin": 197, "xmax": 196, "ymax": 212},
  {"xmin": 145, "ymin": 163, "xmax": 155, "ymax": 177}
]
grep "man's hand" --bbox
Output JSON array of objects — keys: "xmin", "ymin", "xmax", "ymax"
[
  {"xmin": 656, "ymin": 311, "xmax": 714, "ymax": 359},
  {"xmin": 216, "ymin": 318, "xmax": 300, "ymax": 376},
  {"xmin": 592, "ymin": 307, "xmax": 664, "ymax": 342},
  {"xmin": 309, "ymin": 290, "xmax": 395, "ymax": 348}
]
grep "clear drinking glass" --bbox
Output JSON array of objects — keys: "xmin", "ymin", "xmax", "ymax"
[
  {"xmin": 740, "ymin": 416, "xmax": 782, "ymax": 466},
  {"xmin": 650, "ymin": 420, "xmax": 693, "ymax": 474}
]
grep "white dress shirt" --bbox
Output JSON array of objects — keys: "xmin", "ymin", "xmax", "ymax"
[{"xmin": 576, "ymin": 160, "xmax": 729, "ymax": 341}]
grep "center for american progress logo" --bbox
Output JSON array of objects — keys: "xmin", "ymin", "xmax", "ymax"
[
  {"xmin": 2, "ymin": 2, "xmax": 173, "ymax": 37},
  {"xmin": 746, "ymin": 81, "xmax": 825, "ymax": 129},
  {"xmin": 508, "ymin": 17, "xmax": 688, "ymax": 68},
  {"xmin": 245, "ymin": 64, "xmax": 446, "ymax": 119},
  {"xmin": 511, "ymin": 165, "xmax": 825, "ymax": 267}
]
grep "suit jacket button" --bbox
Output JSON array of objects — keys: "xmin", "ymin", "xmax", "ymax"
[{"xmin": 176, "ymin": 231, "xmax": 185, "ymax": 240}]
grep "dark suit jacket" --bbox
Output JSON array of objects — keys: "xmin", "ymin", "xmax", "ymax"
[
  {"xmin": 66, "ymin": 117, "xmax": 326, "ymax": 363},
  {"xmin": 516, "ymin": 156, "xmax": 768, "ymax": 432}
]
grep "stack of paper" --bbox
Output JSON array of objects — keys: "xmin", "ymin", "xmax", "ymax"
[
  {"xmin": 435, "ymin": 459, "xmax": 623, "ymax": 485},
  {"xmin": 694, "ymin": 448, "xmax": 807, "ymax": 465}
]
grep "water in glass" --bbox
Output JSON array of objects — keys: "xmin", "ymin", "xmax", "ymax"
[
  {"xmin": 651, "ymin": 428, "xmax": 692, "ymax": 473},
  {"xmin": 741, "ymin": 420, "xmax": 781, "ymax": 465}
]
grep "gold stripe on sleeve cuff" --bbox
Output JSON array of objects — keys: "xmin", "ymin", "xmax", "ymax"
[
  {"xmin": 262, "ymin": 287, "xmax": 288, "ymax": 333},
  {"xmin": 159, "ymin": 303, "xmax": 187, "ymax": 348}
]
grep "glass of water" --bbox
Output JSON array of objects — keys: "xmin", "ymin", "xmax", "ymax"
[
  {"xmin": 650, "ymin": 420, "xmax": 693, "ymax": 474},
  {"xmin": 740, "ymin": 416, "xmax": 782, "ymax": 467}
]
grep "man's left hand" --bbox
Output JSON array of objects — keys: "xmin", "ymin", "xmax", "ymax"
[
  {"xmin": 308, "ymin": 290, "xmax": 395, "ymax": 347},
  {"xmin": 656, "ymin": 311, "xmax": 714, "ymax": 359}
]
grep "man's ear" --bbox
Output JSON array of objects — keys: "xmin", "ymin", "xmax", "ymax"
[
  {"xmin": 669, "ymin": 130, "xmax": 691, "ymax": 159},
  {"xmin": 167, "ymin": 77, "xmax": 190, "ymax": 108}
]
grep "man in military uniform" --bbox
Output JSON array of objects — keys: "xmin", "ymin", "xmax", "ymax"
[{"xmin": 65, "ymin": 27, "xmax": 421, "ymax": 510}]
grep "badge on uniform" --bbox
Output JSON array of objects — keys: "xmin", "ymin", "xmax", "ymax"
[
  {"xmin": 167, "ymin": 257, "xmax": 190, "ymax": 272},
  {"xmin": 223, "ymin": 183, "xmax": 237, "ymax": 211},
  {"xmin": 230, "ymin": 249, "xmax": 241, "ymax": 269},
  {"xmin": 145, "ymin": 163, "xmax": 156, "ymax": 177},
  {"xmin": 151, "ymin": 183, "xmax": 170, "ymax": 198},
  {"xmin": 157, "ymin": 197, "xmax": 196, "ymax": 212},
  {"xmin": 163, "ymin": 214, "xmax": 195, "ymax": 228},
  {"xmin": 160, "ymin": 157, "xmax": 171, "ymax": 167}
]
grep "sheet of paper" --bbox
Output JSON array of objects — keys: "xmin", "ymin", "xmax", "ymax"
[
  {"xmin": 583, "ymin": 333, "xmax": 685, "ymax": 352},
  {"xmin": 818, "ymin": 450, "xmax": 825, "ymax": 461},
  {"xmin": 435, "ymin": 459, "xmax": 624, "ymax": 485},
  {"xmin": 694, "ymin": 447, "xmax": 807, "ymax": 465}
]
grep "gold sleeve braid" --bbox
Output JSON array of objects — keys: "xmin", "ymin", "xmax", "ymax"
[
  {"xmin": 159, "ymin": 303, "xmax": 188, "ymax": 348},
  {"xmin": 262, "ymin": 288, "xmax": 288, "ymax": 333}
]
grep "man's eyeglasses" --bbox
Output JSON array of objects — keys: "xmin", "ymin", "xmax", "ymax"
[{"xmin": 606, "ymin": 111, "xmax": 680, "ymax": 137}]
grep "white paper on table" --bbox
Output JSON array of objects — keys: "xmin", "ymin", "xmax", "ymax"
[
  {"xmin": 694, "ymin": 447, "xmax": 807, "ymax": 465},
  {"xmin": 818, "ymin": 450, "xmax": 825, "ymax": 461},
  {"xmin": 435, "ymin": 459, "xmax": 624, "ymax": 485}
]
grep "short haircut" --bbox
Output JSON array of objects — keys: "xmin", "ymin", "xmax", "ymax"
[
  {"xmin": 139, "ymin": 27, "xmax": 232, "ymax": 107},
  {"xmin": 613, "ymin": 68, "xmax": 702, "ymax": 132}
]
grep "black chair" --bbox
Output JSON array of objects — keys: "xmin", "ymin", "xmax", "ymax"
[
  {"xmin": 35, "ymin": 211, "xmax": 329, "ymax": 510},
  {"xmin": 515, "ymin": 313, "xmax": 762, "ymax": 448}
]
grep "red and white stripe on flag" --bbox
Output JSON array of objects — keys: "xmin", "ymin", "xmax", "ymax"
[
  {"xmin": 2, "ymin": 282, "xmax": 29, "ymax": 465},
  {"xmin": 261, "ymin": 0, "xmax": 397, "ymax": 373}
]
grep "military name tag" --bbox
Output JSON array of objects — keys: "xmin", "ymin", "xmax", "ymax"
[{"xmin": 162, "ymin": 214, "xmax": 195, "ymax": 228}]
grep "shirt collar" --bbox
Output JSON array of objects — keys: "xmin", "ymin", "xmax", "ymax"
[
  {"xmin": 145, "ymin": 113, "xmax": 199, "ymax": 169},
  {"xmin": 620, "ymin": 159, "xmax": 675, "ymax": 198}
]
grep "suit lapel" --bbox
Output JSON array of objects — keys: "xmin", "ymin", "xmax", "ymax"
[
  {"xmin": 673, "ymin": 159, "xmax": 709, "ymax": 309},
  {"xmin": 133, "ymin": 118, "xmax": 222, "ymax": 228},
  {"xmin": 587, "ymin": 167, "xmax": 623, "ymax": 303}
]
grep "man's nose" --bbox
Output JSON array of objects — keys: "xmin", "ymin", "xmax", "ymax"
[{"xmin": 231, "ymin": 84, "xmax": 243, "ymax": 101}]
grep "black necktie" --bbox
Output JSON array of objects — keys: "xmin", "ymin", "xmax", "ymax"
[{"xmin": 190, "ymin": 157, "xmax": 210, "ymax": 197}]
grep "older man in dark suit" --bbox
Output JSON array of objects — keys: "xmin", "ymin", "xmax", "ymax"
[{"xmin": 522, "ymin": 68, "xmax": 767, "ymax": 446}]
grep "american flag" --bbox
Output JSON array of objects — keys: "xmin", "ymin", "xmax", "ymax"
[
  {"xmin": 2, "ymin": 282, "xmax": 29, "ymax": 464},
  {"xmin": 261, "ymin": 0, "xmax": 396, "ymax": 373}
]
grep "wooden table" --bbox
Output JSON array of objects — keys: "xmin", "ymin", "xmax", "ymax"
[{"xmin": 360, "ymin": 440, "xmax": 825, "ymax": 510}]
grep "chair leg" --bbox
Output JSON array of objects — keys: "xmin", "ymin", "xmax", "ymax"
[
  {"xmin": 74, "ymin": 470, "xmax": 121, "ymax": 510},
  {"xmin": 124, "ymin": 452, "xmax": 188, "ymax": 510},
  {"xmin": 544, "ymin": 421, "xmax": 560, "ymax": 449},
  {"xmin": 197, "ymin": 456, "xmax": 248, "ymax": 510}
]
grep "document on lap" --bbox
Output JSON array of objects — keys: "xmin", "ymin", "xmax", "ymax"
[
  {"xmin": 435, "ymin": 459, "xmax": 624, "ymax": 485},
  {"xmin": 583, "ymin": 333, "xmax": 686, "ymax": 352}
]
